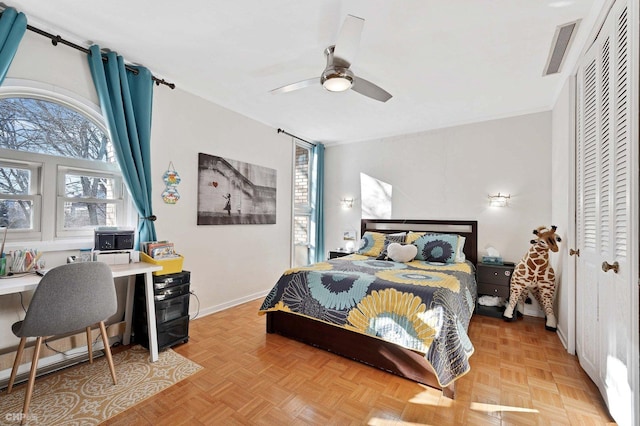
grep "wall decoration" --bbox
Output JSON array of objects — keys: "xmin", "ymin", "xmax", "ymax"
[
  {"xmin": 197, "ymin": 153, "xmax": 277, "ymax": 225},
  {"xmin": 162, "ymin": 162, "xmax": 181, "ymax": 204},
  {"xmin": 162, "ymin": 186, "xmax": 180, "ymax": 204}
]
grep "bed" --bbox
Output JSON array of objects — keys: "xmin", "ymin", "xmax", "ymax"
[{"xmin": 259, "ymin": 219, "xmax": 478, "ymax": 398}]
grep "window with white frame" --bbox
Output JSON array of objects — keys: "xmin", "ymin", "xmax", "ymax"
[
  {"xmin": 292, "ymin": 141, "xmax": 312, "ymax": 267},
  {"xmin": 0, "ymin": 86, "xmax": 128, "ymax": 242}
]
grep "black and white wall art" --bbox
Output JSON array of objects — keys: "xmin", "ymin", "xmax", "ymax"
[{"xmin": 197, "ymin": 153, "xmax": 277, "ymax": 225}]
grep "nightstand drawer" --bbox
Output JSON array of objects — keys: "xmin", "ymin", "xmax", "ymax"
[
  {"xmin": 477, "ymin": 266, "xmax": 513, "ymax": 286},
  {"xmin": 477, "ymin": 282, "xmax": 510, "ymax": 298},
  {"xmin": 328, "ymin": 250, "xmax": 354, "ymax": 259}
]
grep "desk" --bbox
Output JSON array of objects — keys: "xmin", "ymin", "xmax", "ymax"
[{"xmin": 0, "ymin": 262, "xmax": 163, "ymax": 362}]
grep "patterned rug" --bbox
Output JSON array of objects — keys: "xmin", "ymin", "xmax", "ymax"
[{"xmin": 0, "ymin": 345, "xmax": 202, "ymax": 425}]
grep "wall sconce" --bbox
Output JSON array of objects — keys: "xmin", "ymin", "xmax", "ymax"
[
  {"xmin": 340, "ymin": 197, "xmax": 354, "ymax": 209},
  {"xmin": 488, "ymin": 193, "xmax": 510, "ymax": 207}
]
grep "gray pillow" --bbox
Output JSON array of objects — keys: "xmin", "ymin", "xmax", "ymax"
[{"xmin": 376, "ymin": 232, "xmax": 407, "ymax": 260}]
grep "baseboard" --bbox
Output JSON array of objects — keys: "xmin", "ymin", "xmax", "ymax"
[
  {"xmin": 556, "ymin": 325, "xmax": 570, "ymax": 352},
  {"xmin": 0, "ymin": 333, "xmax": 120, "ymax": 389},
  {"xmin": 192, "ymin": 290, "xmax": 269, "ymax": 319},
  {"xmin": 0, "ymin": 348, "xmax": 105, "ymax": 390}
]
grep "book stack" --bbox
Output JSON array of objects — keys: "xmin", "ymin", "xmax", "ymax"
[
  {"xmin": 140, "ymin": 241, "xmax": 183, "ymax": 276},
  {"xmin": 141, "ymin": 241, "xmax": 180, "ymax": 260}
]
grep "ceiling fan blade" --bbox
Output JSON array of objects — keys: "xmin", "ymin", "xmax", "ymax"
[
  {"xmin": 333, "ymin": 14, "xmax": 364, "ymax": 67},
  {"xmin": 270, "ymin": 78, "xmax": 319, "ymax": 95},
  {"xmin": 352, "ymin": 76, "xmax": 392, "ymax": 102}
]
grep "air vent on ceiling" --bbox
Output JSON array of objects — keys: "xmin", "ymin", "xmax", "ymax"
[{"xmin": 543, "ymin": 20, "xmax": 581, "ymax": 76}]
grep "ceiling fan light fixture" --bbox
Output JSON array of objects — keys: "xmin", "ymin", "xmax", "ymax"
[
  {"xmin": 321, "ymin": 67, "xmax": 354, "ymax": 92},
  {"xmin": 270, "ymin": 18, "xmax": 392, "ymax": 102},
  {"xmin": 323, "ymin": 76, "xmax": 352, "ymax": 92}
]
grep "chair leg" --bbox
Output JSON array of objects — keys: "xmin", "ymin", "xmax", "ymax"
[
  {"xmin": 86, "ymin": 326, "xmax": 93, "ymax": 364},
  {"xmin": 21, "ymin": 336, "xmax": 43, "ymax": 424},
  {"xmin": 7, "ymin": 337, "xmax": 27, "ymax": 394},
  {"xmin": 98, "ymin": 321, "xmax": 117, "ymax": 385}
]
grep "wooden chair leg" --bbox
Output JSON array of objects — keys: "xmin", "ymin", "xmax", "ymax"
[
  {"xmin": 21, "ymin": 336, "xmax": 43, "ymax": 424},
  {"xmin": 7, "ymin": 337, "xmax": 27, "ymax": 394},
  {"xmin": 86, "ymin": 326, "xmax": 93, "ymax": 364},
  {"xmin": 99, "ymin": 321, "xmax": 117, "ymax": 385}
]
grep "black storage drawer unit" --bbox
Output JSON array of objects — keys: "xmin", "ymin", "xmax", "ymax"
[
  {"xmin": 153, "ymin": 282, "xmax": 190, "ymax": 301},
  {"xmin": 136, "ymin": 315, "xmax": 190, "ymax": 351},
  {"xmin": 152, "ymin": 271, "xmax": 191, "ymax": 290},
  {"xmin": 155, "ymin": 293, "xmax": 190, "ymax": 323},
  {"xmin": 133, "ymin": 270, "xmax": 190, "ymax": 350}
]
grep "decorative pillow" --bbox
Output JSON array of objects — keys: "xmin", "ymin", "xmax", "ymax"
[
  {"xmin": 376, "ymin": 232, "xmax": 407, "ymax": 260},
  {"xmin": 455, "ymin": 236, "xmax": 466, "ymax": 262},
  {"xmin": 387, "ymin": 243, "xmax": 418, "ymax": 263},
  {"xmin": 405, "ymin": 231, "xmax": 425, "ymax": 245},
  {"xmin": 413, "ymin": 233, "xmax": 460, "ymax": 263},
  {"xmin": 356, "ymin": 231, "xmax": 387, "ymax": 257}
]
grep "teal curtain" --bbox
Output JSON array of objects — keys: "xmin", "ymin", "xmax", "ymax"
[
  {"xmin": 310, "ymin": 143, "xmax": 325, "ymax": 263},
  {"xmin": 0, "ymin": 7, "xmax": 27, "ymax": 84},
  {"xmin": 87, "ymin": 45, "xmax": 157, "ymax": 248}
]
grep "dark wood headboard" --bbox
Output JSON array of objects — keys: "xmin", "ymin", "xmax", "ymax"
[{"xmin": 361, "ymin": 219, "xmax": 478, "ymax": 265}]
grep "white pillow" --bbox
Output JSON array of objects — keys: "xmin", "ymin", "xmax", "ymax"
[
  {"xmin": 387, "ymin": 243, "xmax": 418, "ymax": 263},
  {"xmin": 455, "ymin": 236, "xmax": 466, "ymax": 262}
]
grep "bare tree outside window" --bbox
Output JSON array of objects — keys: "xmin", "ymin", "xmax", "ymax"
[
  {"xmin": 0, "ymin": 166, "xmax": 31, "ymax": 229},
  {"xmin": 0, "ymin": 98, "xmax": 113, "ymax": 162},
  {"xmin": 0, "ymin": 97, "xmax": 119, "ymax": 231}
]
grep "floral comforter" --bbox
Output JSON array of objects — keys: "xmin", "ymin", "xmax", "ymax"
[{"xmin": 259, "ymin": 254, "xmax": 477, "ymax": 387}]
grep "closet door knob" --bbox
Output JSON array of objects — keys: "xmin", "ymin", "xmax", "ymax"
[
  {"xmin": 601, "ymin": 261, "xmax": 619, "ymax": 273},
  {"xmin": 569, "ymin": 248, "xmax": 580, "ymax": 257}
]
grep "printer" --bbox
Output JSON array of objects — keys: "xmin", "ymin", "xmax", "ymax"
[{"xmin": 94, "ymin": 227, "xmax": 135, "ymax": 251}]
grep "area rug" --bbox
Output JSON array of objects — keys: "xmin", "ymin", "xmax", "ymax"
[{"xmin": 0, "ymin": 345, "xmax": 202, "ymax": 425}]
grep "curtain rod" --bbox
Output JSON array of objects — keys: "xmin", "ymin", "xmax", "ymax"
[
  {"xmin": 1, "ymin": 10, "xmax": 176, "ymax": 89},
  {"xmin": 26, "ymin": 24, "xmax": 175, "ymax": 89},
  {"xmin": 277, "ymin": 128, "xmax": 315, "ymax": 146}
]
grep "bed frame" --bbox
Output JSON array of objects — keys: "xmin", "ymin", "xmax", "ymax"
[{"xmin": 266, "ymin": 219, "xmax": 478, "ymax": 398}]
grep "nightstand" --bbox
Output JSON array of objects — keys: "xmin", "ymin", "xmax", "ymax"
[
  {"xmin": 476, "ymin": 262, "xmax": 515, "ymax": 318},
  {"xmin": 328, "ymin": 250, "xmax": 354, "ymax": 260}
]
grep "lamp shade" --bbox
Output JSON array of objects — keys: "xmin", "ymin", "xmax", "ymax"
[{"xmin": 323, "ymin": 76, "xmax": 352, "ymax": 92}]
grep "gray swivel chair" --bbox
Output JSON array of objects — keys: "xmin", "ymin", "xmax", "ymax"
[{"xmin": 6, "ymin": 262, "xmax": 118, "ymax": 422}]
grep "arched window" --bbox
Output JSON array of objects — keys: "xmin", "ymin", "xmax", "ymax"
[{"xmin": 0, "ymin": 82, "xmax": 128, "ymax": 242}]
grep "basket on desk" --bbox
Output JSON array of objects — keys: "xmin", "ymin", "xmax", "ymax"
[{"xmin": 140, "ymin": 252, "xmax": 184, "ymax": 276}]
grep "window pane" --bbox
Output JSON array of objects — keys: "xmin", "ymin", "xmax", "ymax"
[
  {"xmin": 294, "ymin": 215, "xmax": 309, "ymax": 245},
  {"xmin": 0, "ymin": 97, "xmax": 114, "ymax": 162},
  {"xmin": 293, "ymin": 214, "xmax": 311, "ymax": 267},
  {"xmin": 294, "ymin": 145, "xmax": 310, "ymax": 206},
  {"xmin": 63, "ymin": 201, "xmax": 117, "ymax": 228},
  {"xmin": 0, "ymin": 166, "xmax": 30, "ymax": 195},
  {"xmin": 65, "ymin": 174, "xmax": 115, "ymax": 199},
  {"xmin": 0, "ymin": 199, "xmax": 32, "ymax": 229}
]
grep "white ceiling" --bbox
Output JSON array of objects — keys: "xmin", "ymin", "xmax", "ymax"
[{"xmin": 9, "ymin": 0, "xmax": 604, "ymax": 144}]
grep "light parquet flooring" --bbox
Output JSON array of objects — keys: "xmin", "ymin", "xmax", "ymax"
[{"xmin": 105, "ymin": 299, "xmax": 615, "ymax": 425}]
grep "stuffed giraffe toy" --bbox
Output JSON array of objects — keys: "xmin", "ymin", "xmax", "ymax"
[{"xmin": 503, "ymin": 225, "xmax": 561, "ymax": 331}]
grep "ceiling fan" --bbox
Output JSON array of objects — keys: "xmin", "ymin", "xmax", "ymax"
[{"xmin": 270, "ymin": 15, "xmax": 392, "ymax": 102}]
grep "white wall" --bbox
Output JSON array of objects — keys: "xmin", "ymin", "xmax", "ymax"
[
  {"xmin": 325, "ymin": 112, "xmax": 553, "ymax": 263},
  {"xmin": 0, "ymin": 30, "xmax": 292, "ymax": 352},
  {"xmin": 151, "ymin": 87, "xmax": 292, "ymax": 314}
]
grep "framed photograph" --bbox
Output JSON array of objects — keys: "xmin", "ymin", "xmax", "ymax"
[
  {"xmin": 343, "ymin": 230, "xmax": 356, "ymax": 241},
  {"xmin": 197, "ymin": 153, "xmax": 277, "ymax": 225}
]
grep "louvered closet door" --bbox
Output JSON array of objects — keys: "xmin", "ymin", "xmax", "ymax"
[
  {"xmin": 575, "ymin": 0, "xmax": 638, "ymax": 424},
  {"xmin": 576, "ymin": 42, "xmax": 599, "ymax": 383}
]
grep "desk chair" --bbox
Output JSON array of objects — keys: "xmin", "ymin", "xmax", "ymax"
[{"xmin": 6, "ymin": 262, "xmax": 118, "ymax": 422}]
